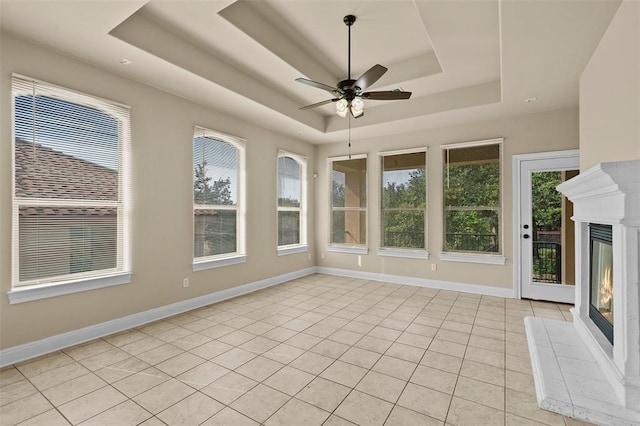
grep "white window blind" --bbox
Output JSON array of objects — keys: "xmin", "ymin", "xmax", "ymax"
[
  {"xmin": 11, "ymin": 74, "xmax": 131, "ymax": 288},
  {"xmin": 277, "ymin": 151, "xmax": 307, "ymax": 248},
  {"xmin": 193, "ymin": 126, "xmax": 245, "ymax": 262}
]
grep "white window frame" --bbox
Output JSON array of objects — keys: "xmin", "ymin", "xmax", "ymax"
[
  {"xmin": 440, "ymin": 138, "xmax": 506, "ymax": 265},
  {"xmin": 378, "ymin": 147, "xmax": 429, "ymax": 260},
  {"xmin": 8, "ymin": 74, "xmax": 132, "ymax": 304},
  {"xmin": 328, "ymin": 154, "xmax": 368, "ymax": 255},
  {"xmin": 192, "ymin": 126, "xmax": 246, "ymax": 271},
  {"xmin": 277, "ymin": 150, "xmax": 308, "ymax": 256}
]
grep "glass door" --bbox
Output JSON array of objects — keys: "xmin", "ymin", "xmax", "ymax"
[{"xmin": 519, "ymin": 153, "xmax": 579, "ymax": 303}]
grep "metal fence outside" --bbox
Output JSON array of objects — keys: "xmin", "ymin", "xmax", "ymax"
[{"xmin": 532, "ymin": 241, "xmax": 562, "ymax": 283}]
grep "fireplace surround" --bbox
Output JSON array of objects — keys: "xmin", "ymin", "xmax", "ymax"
[{"xmin": 525, "ymin": 159, "xmax": 640, "ymax": 425}]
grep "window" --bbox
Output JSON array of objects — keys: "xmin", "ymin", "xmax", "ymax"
[
  {"xmin": 11, "ymin": 74, "xmax": 131, "ymax": 300},
  {"xmin": 193, "ymin": 126, "xmax": 245, "ymax": 269},
  {"xmin": 329, "ymin": 155, "xmax": 367, "ymax": 253},
  {"xmin": 380, "ymin": 149, "xmax": 427, "ymax": 256},
  {"xmin": 277, "ymin": 151, "xmax": 307, "ymax": 254},
  {"xmin": 442, "ymin": 139, "xmax": 503, "ymax": 261}
]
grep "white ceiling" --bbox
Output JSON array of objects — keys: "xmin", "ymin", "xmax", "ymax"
[{"xmin": 0, "ymin": 0, "xmax": 621, "ymax": 144}]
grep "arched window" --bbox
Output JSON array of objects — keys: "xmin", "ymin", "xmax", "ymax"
[
  {"xmin": 11, "ymin": 75, "xmax": 131, "ymax": 302},
  {"xmin": 193, "ymin": 126, "xmax": 246, "ymax": 269},
  {"xmin": 277, "ymin": 151, "xmax": 307, "ymax": 254}
]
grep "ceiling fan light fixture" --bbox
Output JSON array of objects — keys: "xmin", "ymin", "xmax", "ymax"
[
  {"xmin": 336, "ymin": 98, "xmax": 348, "ymax": 117},
  {"xmin": 350, "ymin": 98, "xmax": 364, "ymax": 118},
  {"xmin": 296, "ymin": 14, "xmax": 411, "ymax": 117}
]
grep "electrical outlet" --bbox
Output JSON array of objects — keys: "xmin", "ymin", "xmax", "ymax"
[
  {"xmin": 182, "ymin": 278, "xmax": 189, "ymax": 288},
  {"xmin": 357, "ymin": 255, "xmax": 362, "ymax": 267},
  {"xmin": 321, "ymin": 252, "xmax": 325, "ymax": 259},
  {"xmin": 308, "ymin": 253, "xmax": 312, "ymax": 261},
  {"xmin": 431, "ymin": 263, "xmax": 437, "ymax": 271}
]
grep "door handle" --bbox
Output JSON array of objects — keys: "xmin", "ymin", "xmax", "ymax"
[{"xmin": 523, "ymin": 234, "xmax": 530, "ymax": 239}]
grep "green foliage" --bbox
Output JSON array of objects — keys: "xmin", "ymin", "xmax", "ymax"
[
  {"xmin": 531, "ymin": 171, "xmax": 562, "ymax": 230},
  {"xmin": 533, "ymin": 246, "xmax": 560, "ymax": 276},
  {"xmin": 194, "ymin": 161, "xmax": 233, "ymax": 205},
  {"xmin": 332, "ymin": 179, "xmax": 345, "ymax": 207},
  {"xmin": 444, "ymin": 211, "xmax": 499, "ymax": 252},
  {"xmin": 382, "ymin": 168, "xmax": 426, "ymax": 248},
  {"xmin": 444, "ymin": 162, "xmax": 500, "ymax": 252},
  {"xmin": 445, "ymin": 162, "xmax": 500, "ymax": 207},
  {"xmin": 193, "ymin": 161, "xmax": 235, "ymax": 256},
  {"xmin": 382, "ymin": 168, "xmax": 426, "ymax": 209}
]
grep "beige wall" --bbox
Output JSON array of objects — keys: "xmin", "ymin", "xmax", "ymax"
[
  {"xmin": 0, "ymin": 34, "xmax": 315, "ymax": 349},
  {"xmin": 579, "ymin": 0, "xmax": 640, "ymax": 170},
  {"xmin": 315, "ymin": 108, "xmax": 579, "ymax": 289}
]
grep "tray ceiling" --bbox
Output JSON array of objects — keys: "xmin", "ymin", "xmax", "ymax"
[{"xmin": 0, "ymin": 0, "xmax": 621, "ymax": 144}]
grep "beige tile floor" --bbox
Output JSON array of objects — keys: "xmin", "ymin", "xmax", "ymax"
[{"xmin": 0, "ymin": 274, "xmax": 594, "ymax": 426}]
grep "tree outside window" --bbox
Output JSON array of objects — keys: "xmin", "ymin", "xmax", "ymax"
[
  {"xmin": 381, "ymin": 151, "xmax": 427, "ymax": 250},
  {"xmin": 443, "ymin": 142, "xmax": 501, "ymax": 254},
  {"xmin": 193, "ymin": 128, "xmax": 243, "ymax": 260}
]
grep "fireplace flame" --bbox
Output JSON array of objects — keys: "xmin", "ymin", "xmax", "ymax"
[{"xmin": 599, "ymin": 265, "xmax": 613, "ymax": 306}]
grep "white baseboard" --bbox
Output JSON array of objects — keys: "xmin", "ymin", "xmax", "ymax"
[
  {"xmin": 0, "ymin": 267, "xmax": 316, "ymax": 368},
  {"xmin": 1, "ymin": 266, "xmax": 513, "ymax": 367},
  {"xmin": 316, "ymin": 267, "xmax": 514, "ymax": 298}
]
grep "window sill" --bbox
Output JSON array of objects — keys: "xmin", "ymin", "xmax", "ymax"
[
  {"xmin": 7, "ymin": 272, "xmax": 132, "ymax": 304},
  {"xmin": 326, "ymin": 245, "xmax": 368, "ymax": 255},
  {"xmin": 440, "ymin": 252, "xmax": 506, "ymax": 265},
  {"xmin": 193, "ymin": 255, "xmax": 247, "ymax": 271},
  {"xmin": 277, "ymin": 244, "xmax": 308, "ymax": 256},
  {"xmin": 378, "ymin": 248, "xmax": 429, "ymax": 259}
]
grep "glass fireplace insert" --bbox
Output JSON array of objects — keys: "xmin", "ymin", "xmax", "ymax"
[{"xmin": 589, "ymin": 223, "xmax": 613, "ymax": 344}]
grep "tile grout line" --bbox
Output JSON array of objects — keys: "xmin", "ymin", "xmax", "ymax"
[
  {"xmin": 316, "ymin": 283, "xmax": 424, "ymax": 425},
  {"xmin": 441, "ymin": 291, "xmax": 477, "ymax": 425}
]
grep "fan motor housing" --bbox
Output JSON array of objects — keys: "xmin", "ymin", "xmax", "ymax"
[{"xmin": 338, "ymin": 79, "xmax": 360, "ymax": 100}]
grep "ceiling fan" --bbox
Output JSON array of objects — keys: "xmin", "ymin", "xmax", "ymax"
[{"xmin": 296, "ymin": 14, "xmax": 412, "ymax": 119}]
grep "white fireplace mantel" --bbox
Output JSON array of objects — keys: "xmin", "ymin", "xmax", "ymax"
[
  {"xmin": 557, "ymin": 160, "xmax": 640, "ymax": 226},
  {"xmin": 525, "ymin": 159, "xmax": 640, "ymax": 425}
]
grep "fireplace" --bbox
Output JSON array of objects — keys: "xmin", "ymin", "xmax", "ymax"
[
  {"xmin": 524, "ymin": 159, "xmax": 640, "ymax": 424},
  {"xmin": 589, "ymin": 224, "xmax": 613, "ymax": 344}
]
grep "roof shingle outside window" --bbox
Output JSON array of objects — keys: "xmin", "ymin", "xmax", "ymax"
[
  {"xmin": 14, "ymin": 139, "xmax": 117, "ymax": 201},
  {"xmin": 15, "ymin": 139, "xmax": 118, "ymax": 217}
]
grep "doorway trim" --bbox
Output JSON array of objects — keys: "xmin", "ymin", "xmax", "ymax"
[{"xmin": 512, "ymin": 149, "xmax": 579, "ymax": 299}]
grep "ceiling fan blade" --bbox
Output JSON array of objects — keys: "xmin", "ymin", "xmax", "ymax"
[
  {"xmin": 295, "ymin": 78, "xmax": 340, "ymax": 95},
  {"xmin": 299, "ymin": 98, "xmax": 340, "ymax": 110},
  {"xmin": 352, "ymin": 64, "xmax": 387, "ymax": 91},
  {"xmin": 362, "ymin": 91, "xmax": 412, "ymax": 100}
]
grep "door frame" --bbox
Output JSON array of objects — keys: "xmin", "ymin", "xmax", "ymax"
[{"xmin": 512, "ymin": 149, "xmax": 579, "ymax": 300}]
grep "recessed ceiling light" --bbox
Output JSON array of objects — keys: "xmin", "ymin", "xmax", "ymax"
[
  {"xmin": 119, "ymin": 58, "xmax": 132, "ymax": 65},
  {"xmin": 525, "ymin": 97, "xmax": 537, "ymax": 103}
]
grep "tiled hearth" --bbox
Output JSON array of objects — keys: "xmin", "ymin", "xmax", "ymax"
[
  {"xmin": 525, "ymin": 318, "xmax": 639, "ymax": 425},
  {"xmin": 1, "ymin": 274, "xmax": 587, "ymax": 425}
]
